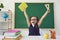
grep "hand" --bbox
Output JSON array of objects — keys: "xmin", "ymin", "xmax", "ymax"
[{"xmin": 45, "ymin": 4, "xmax": 50, "ymax": 10}]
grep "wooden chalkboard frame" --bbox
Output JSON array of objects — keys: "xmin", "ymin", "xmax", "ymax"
[{"xmin": 14, "ymin": 2, "xmax": 55, "ymax": 29}]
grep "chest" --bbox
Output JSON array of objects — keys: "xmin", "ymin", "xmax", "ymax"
[{"xmin": 29, "ymin": 24, "xmax": 39, "ymax": 30}]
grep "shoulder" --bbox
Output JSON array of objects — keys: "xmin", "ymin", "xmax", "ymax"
[{"xmin": 28, "ymin": 24, "xmax": 31, "ymax": 27}]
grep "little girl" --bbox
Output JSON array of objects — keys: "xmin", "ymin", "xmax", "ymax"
[{"xmin": 23, "ymin": 4, "xmax": 50, "ymax": 36}]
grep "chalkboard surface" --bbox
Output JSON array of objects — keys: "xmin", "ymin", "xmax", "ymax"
[{"xmin": 15, "ymin": 3, "xmax": 54, "ymax": 28}]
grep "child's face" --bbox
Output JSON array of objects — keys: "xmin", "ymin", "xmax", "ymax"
[{"xmin": 30, "ymin": 17, "xmax": 37, "ymax": 25}]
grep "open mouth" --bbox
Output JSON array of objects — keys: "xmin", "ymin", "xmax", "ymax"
[{"xmin": 32, "ymin": 22, "xmax": 35, "ymax": 23}]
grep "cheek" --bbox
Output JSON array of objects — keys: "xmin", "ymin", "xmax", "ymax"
[{"xmin": 30, "ymin": 21, "xmax": 33, "ymax": 23}]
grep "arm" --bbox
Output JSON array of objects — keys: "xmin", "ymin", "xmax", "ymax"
[
  {"xmin": 24, "ymin": 10, "xmax": 30, "ymax": 27},
  {"xmin": 38, "ymin": 4, "xmax": 50, "ymax": 26}
]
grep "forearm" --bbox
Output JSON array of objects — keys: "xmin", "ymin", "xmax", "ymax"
[
  {"xmin": 24, "ymin": 10, "xmax": 29, "ymax": 20},
  {"xmin": 40, "ymin": 10, "xmax": 50, "ymax": 21},
  {"xmin": 24, "ymin": 10, "xmax": 30, "ymax": 26},
  {"xmin": 38, "ymin": 10, "xmax": 50, "ymax": 26}
]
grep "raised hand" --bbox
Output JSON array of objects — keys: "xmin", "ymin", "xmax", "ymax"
[
  {"xmin": 45, "ymin": 4, "xmax": 50, "ymax": 10},
  {"xmin": 45, "ymin": 4, "xmax": 50, "ymax": 13}
]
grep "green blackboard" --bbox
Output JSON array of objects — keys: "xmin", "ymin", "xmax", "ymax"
[{"xmin": 15, "ymin": 3, "xmax": 54, "ymax": 28}]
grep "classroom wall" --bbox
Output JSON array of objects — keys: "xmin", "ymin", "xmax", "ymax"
[{"xmin": 0, "ymin": 0, "xmax": 60, "ymax": 36}]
